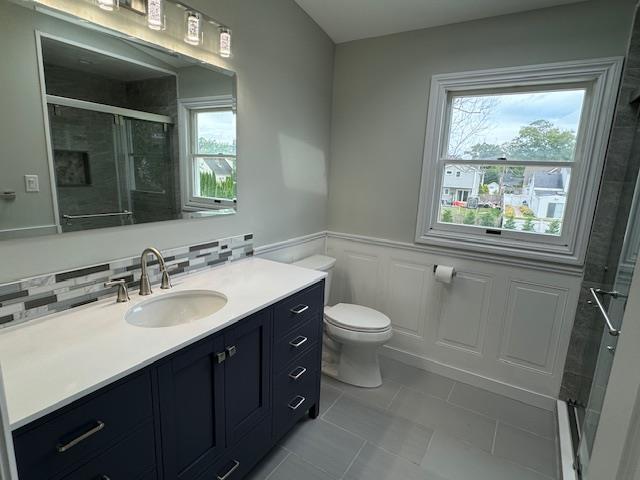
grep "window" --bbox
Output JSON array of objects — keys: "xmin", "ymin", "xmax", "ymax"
[
  {"xmin": 180, "ymin": 96, "xmax": 236, "ymax": 209},
  {"xmin": 416, "ymin": 59, "xmax": 622, "ymax": 264}
]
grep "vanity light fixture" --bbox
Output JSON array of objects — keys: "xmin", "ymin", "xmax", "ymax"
[
  {"xmin": 97, "ymin": 0, "xmax": 118, "ymax": 11},
  {"xmin": 147, "ymin": 0, "xmax": 166, "ymax": 30},
  {"xmin": 184, "ymin": 10, "xmax": 203, "ymax": 46},
  {"xmin": 219, "ymin": 27, "xmax": 232, "ymax": 58}
]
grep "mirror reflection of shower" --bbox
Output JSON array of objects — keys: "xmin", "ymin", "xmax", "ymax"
[{"xmin": 41, "ymin": 36, "xmax": 179, "ymax": 233}]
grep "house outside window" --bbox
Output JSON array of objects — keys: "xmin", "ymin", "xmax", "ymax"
[{"xmin": 416, "ymin": 59, "xmax": 622, "ymax": 265}]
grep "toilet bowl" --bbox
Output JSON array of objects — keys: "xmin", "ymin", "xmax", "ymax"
[{"xmin": 293, "ymin": 255, "xmax": 392, "ymax": 388}]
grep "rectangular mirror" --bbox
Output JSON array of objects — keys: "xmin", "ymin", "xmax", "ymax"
[{"xmin": 0, "ymin": 4, "xmax": 237, "ymax": 238}]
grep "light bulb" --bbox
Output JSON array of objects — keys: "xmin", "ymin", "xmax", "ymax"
[
  {"xmin": 219, "ymin": 27, "xmax": 231, "ymax": 58},
  {"xmin": 147, "ymin": 0, "xmax": 165, "ymax": 30},
  {"xmin": 184, "ymin": 10, "xmax": 203, "ymax": 46},
  {"xmin": 97, "ymin": 0, "xmax": 117, "ymax": 11}
]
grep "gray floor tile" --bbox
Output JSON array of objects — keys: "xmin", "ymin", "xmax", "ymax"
[
  {"xmin": 319, "ymin": 382, "xmax": 342, "ymax": 415},
  {"xmin": 323, "ymin": 394, "xmax": 433, "ymax": 463},
  {"xmin": 494, "ymin": 422, "xmax": 558, "ymax": 479},
  {"xmin": 245, "ymin": 447, "xmax": 290, "ymax": 480},
  {"xmin": 279, "ymin": 418, "xmax": 364, "ymax": 478},
  {"xmin": 379, "ymin": 356, "xmax": 455, "ymax": 400},
  {"xmin": 321, "ymin": 374, "xmax": 402, "ymax": 409},
  {"xmin": 267, "ymin": 453, "xmax": 337, "ymax": 480},
  {"xmin": 422, "ymin": 431, "xmax": 552, "ymax": 480},
  {"xmin": 389, "ymin": 387, "xmax": 496, "ymax": 452},
  {"xmin": 344, "ymin": 443, "xmax": 448, "ymax": 480},
  {"xmin": 448, "ymin": 382, "xmax": 557, "ymax": 438}
]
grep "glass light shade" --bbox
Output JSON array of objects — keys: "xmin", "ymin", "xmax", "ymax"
[
  {"xmin": 147, "ymin": 0, "xmax": 165, "ymax": 30},
  {"xmin": 97, "ymin": 0, "xmax": 118, "ymax": 11},
  {"xmin": 184, "ymin": 10, "xmax": 203, "ymax": 46},
  {"xmin": 219, "ymin": 28, "xmax": 232, "ymax": 58}
]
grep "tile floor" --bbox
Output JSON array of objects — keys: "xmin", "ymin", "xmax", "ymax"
[{"xmin": 247, "ymin": 357, "xmax": 559, "ymax": 480}]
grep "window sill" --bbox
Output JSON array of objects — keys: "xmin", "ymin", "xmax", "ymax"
[{"xmin": 415, "ymin": 230, "xmax": 584, "ymax": 269}]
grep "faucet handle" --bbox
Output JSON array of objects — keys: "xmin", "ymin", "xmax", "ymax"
[{"xmin": 104, "ymin": 280, "xmax": 130, "ymax": 303}]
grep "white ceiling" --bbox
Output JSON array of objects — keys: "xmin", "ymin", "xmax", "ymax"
[{"xmin": 294, "ymin": 0, "xmax": 587, "ymax": 43}]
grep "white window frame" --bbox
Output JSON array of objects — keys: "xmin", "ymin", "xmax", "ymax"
[
  {"xmin": 416, "ymin": 58, "xmax": 623, "ymax": 266},
  {"xmin": 178, "ymin": 95, "xmax": 237, "ymax": 211}
]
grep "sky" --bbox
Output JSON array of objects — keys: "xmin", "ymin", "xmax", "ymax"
[
  {"xmin": 198, "ymin": 110, "xmax": 236, "ymax": 146},
  {"xmin": 449, "ymin": 89, "xmax": 585, "ymax": 154}
]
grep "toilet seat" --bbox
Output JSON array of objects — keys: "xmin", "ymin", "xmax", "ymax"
[{"xmin": 324, "ymin": 303, "xmax": 391, "ymax": 333}]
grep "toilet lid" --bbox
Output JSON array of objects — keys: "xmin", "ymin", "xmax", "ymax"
[{"xmin": 324, "ymin": 303, "xmax": 391, "ymax": 333}]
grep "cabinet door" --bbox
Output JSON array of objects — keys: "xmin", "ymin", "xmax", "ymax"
[
  {"xmin": 224, "ymin": 309, "xmax": 272, "ymax": 445},
  {"xmin": 157, "ymin": 334, "xmax": 226, "ymax": 480}
]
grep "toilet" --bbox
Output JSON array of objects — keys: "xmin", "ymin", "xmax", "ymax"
[{"xmin": 293, "ymin": 255, "xmax": 392, "ymax": 388}]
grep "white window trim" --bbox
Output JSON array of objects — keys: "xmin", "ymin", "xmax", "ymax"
[
  {"xmin": 178, "ymin": 95, "xmax": 237, "ymax": 211},
  {"xmin": 415, "ymin": 58, "xmax": 623, "ymax": 266}
]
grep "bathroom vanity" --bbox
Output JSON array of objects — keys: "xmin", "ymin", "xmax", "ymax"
[{"xmin": 0, "ymin": 259, "xmax": 325, "ymax": 480}]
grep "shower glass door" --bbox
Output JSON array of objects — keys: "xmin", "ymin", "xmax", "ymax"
[
  {"xmin": 578, "ymin": 198, "xmax": 640, "ymax": 478},
  {"xmin": 48, "ymin": 104, "xmax": 131, "ymax": 232}
]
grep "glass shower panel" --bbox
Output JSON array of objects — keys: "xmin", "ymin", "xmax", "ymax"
[
  {"xmin": 48, "ymin": 104, "xmax": 131, "ymax": 232},
  {"xmin": 125, "ymin": 118, "xmax": 178, "ymax": 224},
  {"xmin": 578, "ymin": 182, "xmax": 640, "ymax": 478}
]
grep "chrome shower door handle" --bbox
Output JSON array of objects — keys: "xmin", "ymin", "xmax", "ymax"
[{"xmin": 589, "ymin": 287, "xmax": 621, "ymax": 337}]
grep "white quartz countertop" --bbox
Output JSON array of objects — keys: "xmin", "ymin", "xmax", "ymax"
[{"xmin": 0, "ymin": 258, "xmax": 325, "ymax": 430}]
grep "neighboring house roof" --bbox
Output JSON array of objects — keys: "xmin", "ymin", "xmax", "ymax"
[
  {"xmin": 203, "ymin": 159, "xmax": 234, "ymax": 178},
  {"xmin": 533, "ymin": 171, "xmax": 564, "ymax": 189}
]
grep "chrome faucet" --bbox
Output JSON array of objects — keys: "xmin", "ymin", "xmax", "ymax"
[{"xmin": 139, "ymin": 247, "xmax": 172, "ymax": 296}]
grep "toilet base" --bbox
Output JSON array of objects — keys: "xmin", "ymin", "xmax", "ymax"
[{"xmin": 336, "ymin": 343, "xmax": 382, "ymax": 388}]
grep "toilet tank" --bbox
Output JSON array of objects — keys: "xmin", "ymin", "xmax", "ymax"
[{"xmin": 292, "ymin": 255, "xmax": 336, "ymax": 306}]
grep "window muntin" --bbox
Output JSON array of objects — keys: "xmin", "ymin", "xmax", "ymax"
[
  {"xmin": 189, "ymin": 108, "xmax": 236, "ymax": 203},
  {"xmin": 436, "ymin": 87, "xmax": 586, "ymax": 239}
]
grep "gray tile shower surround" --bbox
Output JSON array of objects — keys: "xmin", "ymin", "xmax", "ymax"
[
  {"xmin": 560, "ymin": 9, "xmax": 640, "ymax": 404},
  {"xmin": 247, "ymin": 357, "xmax": 560, "ymax": 480},
  {"xmin": 0, "ymin": 233, "xmax": 253, "ymax": 329}
]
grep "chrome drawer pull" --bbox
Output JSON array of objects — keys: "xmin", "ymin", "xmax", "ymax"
[
  {"xmin": 289, "ymin": 336, "xmax": 308, "ymax": 348},
  {"xmin": 226, "ymin": 345, "xmax": 237, "ymax": 357},
  {"xmin": 288, "ymin": 395, "xmax": 306, "ymax": 410},
  {"xmin": 99, "ymin": 476, "xmax": 111, "ymax": 480},
  {"xmin": 57, "ymin": 420, "xmax": 105, "ymax": 453},
  {"xmin": 288, "ymin": 366, "xmax": 307, "ymax": 380},
  {"xmin": 290, "ymin": 304, "xmax": 309, "ymax": 315},
  {"xmin": 217, "ymin": 459, "xmax": 240, "ymax": 480}
]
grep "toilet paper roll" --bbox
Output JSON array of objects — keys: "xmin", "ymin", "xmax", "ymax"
[{"xmin": 435, "ymin": 265, "xmax": 455, "ymax": 284}]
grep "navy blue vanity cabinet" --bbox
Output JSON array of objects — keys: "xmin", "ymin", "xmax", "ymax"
[
  {"xmin": 223, "ymin": 309, "xmax": 272, "ymax": 445},
  {"xmin": 157, "ymin": 333, "xmax": 228, "ymax": 480},
  {"xmin": 12, "ymin": 370, "xmax": 155, "ymax": 480},
  {"xmin": 11, "ymin": 280, "xmax": 324, "ymax": 480}
]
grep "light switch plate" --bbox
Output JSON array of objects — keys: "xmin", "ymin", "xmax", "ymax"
[{"xmin": 25, "ymin": 175, "xmax": 39, "ymax": 192}]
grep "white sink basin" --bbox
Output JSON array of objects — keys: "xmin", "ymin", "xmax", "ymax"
[{"xmin": 126, "ymin": 290, "xmax": 227, "ymax": 328}]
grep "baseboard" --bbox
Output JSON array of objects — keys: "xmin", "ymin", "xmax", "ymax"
[{"xmin": 379, "ymin": 345, "xmax": 558, "ymax": 411}]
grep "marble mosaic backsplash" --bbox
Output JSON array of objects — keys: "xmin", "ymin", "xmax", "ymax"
[{"xmin": 0, "ymin": 233, "xmax": 253, "ymax": 329}]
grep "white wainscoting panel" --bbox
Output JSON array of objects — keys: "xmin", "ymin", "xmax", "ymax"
[
  {"xmin": 327, "ymin": 232, "xmax": 581, "ymax": 409},
  {"xmin": 254, "ymin": 232, "xmax": 326, "ymax": 264},
  {"xmin": 499, "ymin": 280, "xmax": 567, "ymax": 374},
  {"xmin": 435, "ymin": 271, "xmax": 492, "ymax": 356}
]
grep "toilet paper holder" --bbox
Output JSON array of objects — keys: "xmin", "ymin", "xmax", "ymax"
[{"xmin": 433, "ymin": 265, "xmax": 456, "ymax": 276}]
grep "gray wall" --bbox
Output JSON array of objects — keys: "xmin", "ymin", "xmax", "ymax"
[
  {"xmin": 0, "ymin": 0, "xmax": 334, "ymax": 283},
  {"xmin": 327, "ymin": 0, "xmax": 637, "ymax": 243}
]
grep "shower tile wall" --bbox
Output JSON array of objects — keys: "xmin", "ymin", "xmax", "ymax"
[{"xmin": 560, "ymin": 11, "xmax": 640, "ymax": 403}]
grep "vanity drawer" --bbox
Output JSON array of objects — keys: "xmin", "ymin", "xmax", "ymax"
[
  {"xmin": 275, "ymin": 347, "xmax": 319, "ymax": 403},
  {"xmin": 273, "ymin": 316, "xmax": 321, "ymax": 372},
  {"xmin": 61, "ymin": 421, "xmax": 155, "ymax": 480},
  {"xmin": 14, "ymin": 371, "xmax": 153, "ymax": 480},
  {"xmin": 274, "ymin": 282, "xmax": 324, "ymax": 338},
  {"xmin": 274, "ymin": 364, "xmax": 319, "ymax": 440},
  {"xmin": 198, "ymin": 416, "xmax": 272, "ymax": 480}
]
